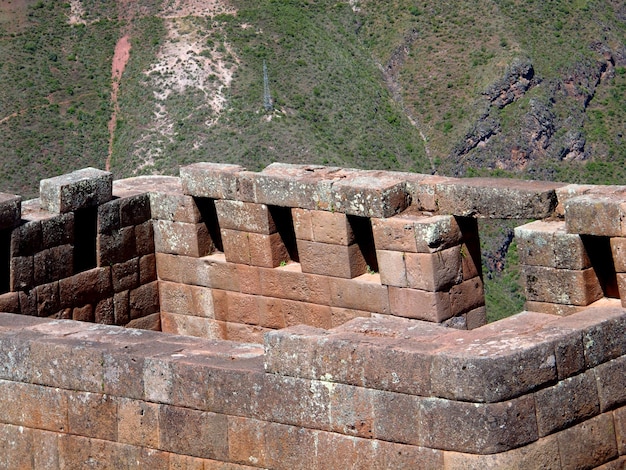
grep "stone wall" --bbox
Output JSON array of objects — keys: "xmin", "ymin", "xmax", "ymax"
[{"xmin": 0, "ymin": 163, "xmax": 624, "ymax": 468}]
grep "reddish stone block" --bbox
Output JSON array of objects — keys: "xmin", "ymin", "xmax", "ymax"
[
  {"xmin": 68, "ymin": 391, "xmax": 117, "ymax": 440},
  {"xmin": 59, "ymin": 267, "xmax": 112, "ymax": 307},
  {"xmin": 223, "ymin": 321, "xmax": 269, "ymax": 344},
  {"xmin": 159, "ymin": 281, "xmax": 193, "ymax": 315},
  {"xmin": 442, "ymin": 435, "xmax": 560, "ymax": 469},
  {"xmin": 611, "ymin": 237, "xmax": 626, "ymax": 272},
  {"xmin": 615, "ymin": 407, "xmax": 626, "ymax": 455},
  {"xmin": 135, "ymin": 220, "xmax": 155, "ymax": 256},
  {"xmin": 212, "ymin": 289, "xmax": 228, "ymax": 320},
  {"xmin": 41, "ymin": 212, "xmax": 73, "ymax": 248},
  {"xmin": 557, "ymin": 414, "xmax": 618, "ymax": 469},
  {"xmin": 160, "ymin": 312, "xmax": 222, "ymax": 339},
  {"xmin": 139, "ymin": 254, "xmax": 156, "ymax": 284},
  {"xmin": 264, "ymin": 422, "xmax": 319, "ymax": 470},
  {"xmin": 309, "ymin": 210, "xmax": 355, "ymax": 245},
  {"xmin": 113, "ymin": 290, "xmax": 130, "ymax": 325},
  {"xmin": 0, "ymin": 194, "xmax": 21, "ymax": 231},
  {"xmin": 0, "ymin": 422, "xmax": 33, "ymax": 469},
  {"xmin": 236, "ymin": 264, "xmax": 262, "ymax": 295},
  {"xmin": 260, "ymin": 264, "xmax": 332, "ymax": 305},
  {"xmin": 95, "ymin": 297, "xmax": 114, "ymax": 324},
  {"xmin": 154, "ymin": 220, "xmax": 213, "ymax": 257},
  {"xmin": 18, "ymin": 289, "xmax": 37, "ymax": 316},
  {"xmin": 11, "ymin": 220, "xmax": 42, "ymax": 256},
  {"xmin": 596, "ymin": 356, "xmax": 626, "ymax": 412},
  {"xmin": 388, "ymin": 287, "xmax": 451, "ymax": 321},
  {"xmin": 225, "ymin": 291, "xmax": 261, "ymax": 325},
  {"xmin": 248, "ymin": 231, "xmax": 289, "ymax": 268},
  {"xmin": 228, "ymin": 416, "xmax": 268, "ymax": 467},
  {"xmin": 263, "ymin": 298, "xmax": 332, "ymax": 329},
  {"xmin": 522, "ymin": 265, "xmax": 603, "ymax": 306},
  {"xmin": 73, "ymin": 304, "xmax": 94, "ymax": 322},
  {"xmin": 449, "ymin": 276, "xmax": 485, "ymax": 316},
  {"xmin": 0, "ymin": 381, "xmax": 68, "ymax": 432},
  {"xmin": 34, "ymin": 244, "xmax": 73, "ymax": 284},
  {"xmin": 372, "ymin": 214, "xmax": 421, "ymax": 252},
  {"xmin": 190, "ymin": 285, "xmax": 215, "ymax": 318},
  {"xmin": 566, "ymin": 194, "xmax": 626, "ymax": 236},
  {"xmin": 40, "ymin": 168, "xmax": 112, "ymax": 214},
  {"xmin": 215, "ymin": 200, "xmax": 277, "ymax": 234},
  {"xmin": 464, "ymin": 305, "xmax": 487, "ymax": 329},
  {"xmin": 330, "ymin": 307, "xmax": 370, "ymax": 327},
  {"xmin": 10, "ymin": 255, "xmax": 34, "ymax": 291},
  {"xmin": 330, "ymin": 275, "xmax": 389, "ymax": 313},
  {"xmin": 370, "ymin": 389, "xmax": 421, "ymax": 444},
  {"xmin": 525, "ymin": 300, "xmax": 586, "ymax": 316},
  {"xmin": 159, "ymin": 405, "xmax": 229, "ymax": 460},
  {"xmin": 376, "ymin": 249, "xmax": 407, "ymax": 287},
  {"xmin": 535, "ymin": 370, "xmax": 600, "ymax": 437},
  {"xmin": 111, "ymin": 258, "xmax": 139, "ymax": 293},
  {"xmin": 35, "ymin": 282, "xmax": 60, "ymax": 318},
  {"xmin": 420, "ymin": 396, "xmax": 538, "ymax": 454},
  {"xmin": 0, "ymin": 292, "xmax": 19, "ymax": 313},
  {"xmin": 298, "ymin": 240, "xmax": 366, "ymax": 278},
  {"xmin": 32, "ymin": 429, "xmax": 60, "ymax": 469},
  {"xmin": 129, "ymin": 281, "xmax": 159, "ymax": 320},
  {"xmin": 405, "ymin": 246, "xmax": 462, "ymax": 291},
  {"xmin": 292, "ymin": 208, "xmax": 313, "ymax": 241},
  {"xmin": 221, "ymin": 228, "xmax": 251, "ymax": 264},
  {"xmin": 117, "ymin": 398, "xmax": 159, "ymax": 448},
  {"xmin": 150, "ymin": 192, "xmax": 201, "ymax": 223}
]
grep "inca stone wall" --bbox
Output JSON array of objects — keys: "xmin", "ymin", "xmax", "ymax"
[{"xmin": 0, "ymin": 163, "xmax": 624, "ymax": 469}]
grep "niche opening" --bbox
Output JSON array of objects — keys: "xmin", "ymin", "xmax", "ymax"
[
  {"xmin": 268, "ymin": 205, "xmax": 299, "ymax": 263},
  {"xmin": 195, "ymin": 198, "xmax": 223, "ymax": 253},
  {"xmin": 581, "ymin": 235, "xmax": 619, "ymax": 298},
  {"xmin": 74, "ymin": 207, "xmax": 98, "ymax": 273},
  {"xmin": 347, "ymin": 215, "xmax": 378, "ymax": 273},
  {"xmin": 0, "ymin": 229, "xmax": 10, "ymax": 294}
]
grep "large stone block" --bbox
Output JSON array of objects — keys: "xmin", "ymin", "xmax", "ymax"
[
  {"xmin": 611, "ymin": 237, "xmax": 626, "ymax": 272},
  {"xmin": 405, "ymin": 246, "xmax": 462, "ymax": 291},
  {"xmin": 329, "ymin": 275, "xmax": 390, "ymax": 313},
  {"xmin": 117, "ymin": 398, "xmax": 160, "ymax": 448},
  {"xmin": 40, "ymin": 167, "xmax": 113, "ymax": 214},
  {"xmin": 11, "ymin": 220, "xmax": 42, "ymax": 257},
  {"xmin": 34, "ymin": 244, "xmax": 73, "ymax": 284},
  {"xmin": 160, "ymin": 312, "xmax": 222, "ymax": 339},
  {"xmin": 307, "ymin": 209, "xmax": 355, "ymax": 245},
  {"xmin": 59, "ymin": 267, "xmax": 112, "ymax": 307},
  {"xmin": 215, "ymin": 200, "xmax": 277, "ymax": 234},
  {"xmin": 522, "ymin": 265, "xmax": 603, "ymax": 306},
  {"xmin": 150, "ymin": 192, "xmax": 201, "ymax": 223},
  {"xmin": 153, "ymin": 220, "xmax": 213, "ymax": 257},
  {"xmin": 432, "ymin": 177, "xmax": 561, "ymax": 218},
  {"xmin": 119, "ymin": 193, "xmax": 151, "ymax": 226},
  {"xmin": 566, "ymin": 193, "xmax": 626, "ymax": 236},
  {"xmin": 297, "ymin": 240, "xmax": 367, "ymax": 278},
  {"xmin": 0, "ymin": 193, "xmax": 21, "ymax": 231},
  {"xmin": 180, "ymin": 162, "xmax": 248, "ymax": 200},
  {"xmin": 388, "ymin": 287, "xmax": 452, "ymax": 322},
  {"xmin": 556, "ymin": 414, "xmax": 618, "ymax": 469},
  {"xmin": 129, "ymin": 281, "xmax": 159, "ymax": 320},
  {"xmin": 376, "ymin": 249, "xmax": 407, "ymax": 287},
  {"xmin": 259, "ymin": 264, "xmax": 331, "ymax": 305},
  {"xmin": 40, "ymin": 212, "xmax": 74, "ymax": 248},
  {"xmin": 595, "ymin": 355, "xmax": 626, "ymax": 412},
  {"xmin": 515, "ymin": 220, "xmax": 591, "ymax": 270},
  {"xmin": 67, "ymin": 391, "xmax": 117, "ymax": 440},
  {"xmin": 97, "ymin": 226, "xmax": 137, "ymax": 266}
]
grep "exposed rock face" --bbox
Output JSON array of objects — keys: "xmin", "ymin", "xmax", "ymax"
[{"xmin": 484, "ymin": 58, "xmax": 537, "ymax": 109}]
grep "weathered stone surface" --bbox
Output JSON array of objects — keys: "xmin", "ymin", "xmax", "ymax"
[
  {"xmin": 180, "ymin": 162, "xmax": 247, "ymax": 200},
  {"xmin": 150, "ymin": 192, "xmax": 201, "ymax": 223},
  {"xmin": 432, "ymin": 177, "xmax": 561, "ymax": 218},
  {"xmin": 67, "ymin": 391, "xmax": 117, "ymax": 440},
  {"xmin": 405, "ymin": 246, "xmax": 462, "ymax": 291},
  {"xmin": 0, "ymin": 193, "xmax": 21, "ymax": 231},
  {"xmin": 515, "ymin": 220, "xmax": 591, "ymax": 270},
  {"xmin": 215, "ymin": 200, "xmax": 277, "ymax": 234},
  {"xmin": 117, "ymin": 398, "xmax": 160, "ymax": 448},
  {"xmin": 388, "ymin": 287, "xmax": 452, "ymax": 322},
  {"xmin": 595, "ymin": 355, "xmax": 626, "ymax": 411},
  {"xmin": 34, "ymin": 244, "xmax": 73, "ymax": 284},
  {"xmin": 297, "ymin": 240, "xmax": 367, "ymax": 279},
  {"xmin": 111, "ymin": 258, "xmax": 139, "ymax": 293},
  {"xmin": 0, "ymin": 292, "xmax": 19, "ymax": 313},
  {"xmin": 153, "ymin": 220, "xmax": 213, "ymax": 257},
  {"xmin": 376, "ymin": 249, "xmax": 408, "ymax": 287},
  {"xmin": 160, "ymin": 312, "xmax": 221, "ymax": 338},
  {"xmin": 59, "ymin": 267, "xmax": 112, "ymax": 307},
  {"xmin": 40, "ymin": 212, "xmax": 74, "ymax": 248},
  {"xmin": 11, "ymin": 220, "xmax": 42, "ymax": 256},
  {"xmin": 125, "ymin": 312, "xmax": 161, "ymax": 331},
  {"xmin": 611, "ymin": 237, "xmax": 626, "ymax": 272},
  {"xmin": 40, "ymin": 168, "xmax": 113, "ymax": 214},
  {"xmin": 522, "ymin": 265, "xmax": 603, "ymax": 306},
  {"xmin": 565, "ymin": 193, "xmax": 626, "ymax": 236},
  {"xmin": 129, "ymin": 282, "xmax": 159, "ymax": 320},
  {"xmin": 119, "ymin": 193, "xmax": 151, "ymax": 227},
  {"xmin": 556, "ymin": 414, "xmax": 618, "ymax": 469}
]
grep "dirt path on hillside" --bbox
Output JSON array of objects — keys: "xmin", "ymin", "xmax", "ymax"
[{"xmin": 106, "ymin": 35, "xmax": 131, "ymax": 171}]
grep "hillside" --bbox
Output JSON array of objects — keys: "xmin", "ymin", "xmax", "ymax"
[{"xmin": 0, "ymin": 0, "xmax": 625, "ymax": 320}]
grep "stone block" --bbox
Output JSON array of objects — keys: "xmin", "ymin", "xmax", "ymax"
[
  {"xmin": 330, "ymin": 169, "xmax": 409, "ymax": 218},
  {"xmin": 515, "ymin": 220, "xmax": 591, "ymax": 270},
  {"xmin": 35, "ymin": 282, "xmax": 60, "ymax": 318},
  {"xmin": 566, "ymin": 194, "xmax": 626, "ymax": 236},
  {"xmin": 405, "ymin": 246, "xmax": 462, "ymax": 291},
  {"xmin": 10, "ymin": 255, "xmax": 34, "ymax": 291},
  {"xmin": 113, "ymin": 290, "xmax": 130, "ymax": 325},
  {"xmin": 449, "ymin": 276, "xmax": 485, "ymax": 316},
  {"xmin": 95, "ymin": 297, "xmax": 114, "ymax": 324},
  {"xmin": 291, "ymin": 208, "xmax": 314, "ymax": 241},
  {"xmin": 595, "ymin": 356, "xmax": 626, "ymax": 411},
  {"xmin": 153, "ymin": 220, "xmax": 213, "ymax": 257},
  {"xmin": 330, "ymin": 275, "xmax": 390, "ymax": 313},
  {"xmin": 97, "ymin": 199, "xmax": 121, "ymax": 234},
  {"xmin": 159, "ymin": 405, "xmax": 229, "ymax": 460},
  {"xmin": 464, "ymin": 305, "xmax": 487, "ymax": 329},
  {"xmin": 522, "ymin": 265, "xmax": 603, "ymax": 306},
  {"xmin": 215, "ymin": 200, "xmax": 277, "ymax": 234},
  {"xmin": 160, "ymin": 312, "xmax": 222, "ymax": 339},
  {"xmin": 0, "ymin": 193, "xmax": 21, "ymax": 230},
  {"xmin": 34, "ymin": 244, "xmax": 73, "ymax": 284},
  {"xmin": 371, "ymin": 389, "xmax": 421, "ymax": 445},
  {"xmin": 236, "ymin": 264, "xmax": 262, "ymax": 295},
  {"xmin": 73, "ymin": 304, "xmax": 94, "ymax": 322},
  {"xmin": 125, "ymin": 312, "xmax": 161, "ymax": 330},
  {"xmin": 259, "ymin": 264, "xmax": 331, "ymax": 305},
  {"xmin": 11, "ymin": 220, "xmax": 42, "ymax": 256},
  {"xmin": 119, "ymin": 193, "xmax": 151, "ymax": 226},
  {"xmin": 223, "ymin": 291, "xmax": 260, "ymax": 324},
  {"xmin": 68, "ymin": 391, "xmax": 117, "ymax": 440},
  {"xmin": 261, "ymin": 297, "xmax": 332, "ymax": 329},
  {"xmin": 525, "ymin": 300, "xmax": 586, "ymax": 316},
  {"xmin": 41, "ymin": 212, "xmax": 73, "ymax": 248},
  {"xmin": 420, "ymin": 396, "xmax": 538, "ymax": 454},
  {"xmin": 180, "ymin": 162, "xmax": 247, "ymax": 200},
  {"xmin": 97, "ymin": 226, "xmax": 137, "ymax": 265},
  {"xmin": 117, "ymin": 398, "xmax": 160, "ymax": 448},
  {"xmin": 535, "ymin": 370, "xmax": 600, "ymax": 436},
  {"xmin": 376, "ymin": 250, "xmax": 407, "ymax": 287},
  {"xmin": 156, "ymin": 253, "xmax": 240, "ymax": 291},
  {"xmin": 414, "ymin": 215, "xmax": 463, "ymax": 253},
  {"xmin": 129, "ymin": 281, "xmax": 159, "ymax": 320},
  {"xmin": 330, "ymin": 307, "xmax": 371, "ymax": 327},
  {"xmin": 139, "ymin": 254, "xmax": 157, "ymax": 284},
  {"xmin": 248, "ymin": 232, "xmax": 289, "ymax": 268},
  {"xmin": 222, "ymin": 321, "xmax": 270, "ymax": 344},
  {"xmin": 612, "ymin": 237, "xmax": 626, "ymax": 272},
  {"xmin": 135, "ymin": 220, "xmax": 155, "ymax": 256},
  {"xmin": 615, "ymin": 407, "xmax": 626, "ymax": 456},
  {"xmin": 0, "ymin": 423, "xmax": 33, "ymax": 469},
  {"xmin": 264, "ymin": 422, "xmax": 319, "ymax": 470},
  {"xmin": 0, "ymin": 292, "xmax": 19, "ymax": 313},
  {"xmin": 220, "ymin": 228, "xmax": 251, "ymax": 264},
  {"xmin": 297, "ymin": 240, "xmax": 366, "ymax": 278},
  {"xmin": 0, "ymin": 380, "xmax": 68, "ymax": 432},
  {"xmin": 19, "ymin": 289, "xmax": 38, "ymax": 316},
  {"xmin": 388, "ymin": 287, "xmax": 451, "ymax": 322},
  {"xmin": 372, "ymin": 213, "xmax": 423, "ymax": 252},
  {"xmin": 59, "ymin": 267, "xmax": 112, "ymax": 307},
  {"xmin": 111, "ymin": 258, "xmax": 139, "ymax": 293},
  {"xmin": 433, "ymin": 177, "xmax": 560, "ymax": 218},
  {"xmin": 150, "ymin": 192, "xmax": 200, "ymax": 223},
  {"xmin": 32, "ymin": 429, "xmax": 60, "ymax": 469},
  {"xmin": 556, "ymin": 414, "xmax": 618, "ymax": 469},
  {"xmin": 309, "ymin": 210, "xmax": 355, "ymax": 245},
  {"xmin": 40, "ymin": 167, "xmax": 113, "ymax": 214},
  {"xmin": 159, "ymin": 281, "xmax": 193, "ymax": 315},
  {"xmin": 228, "ymin": 416, "xmax": 268, "ymax": 468}
]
